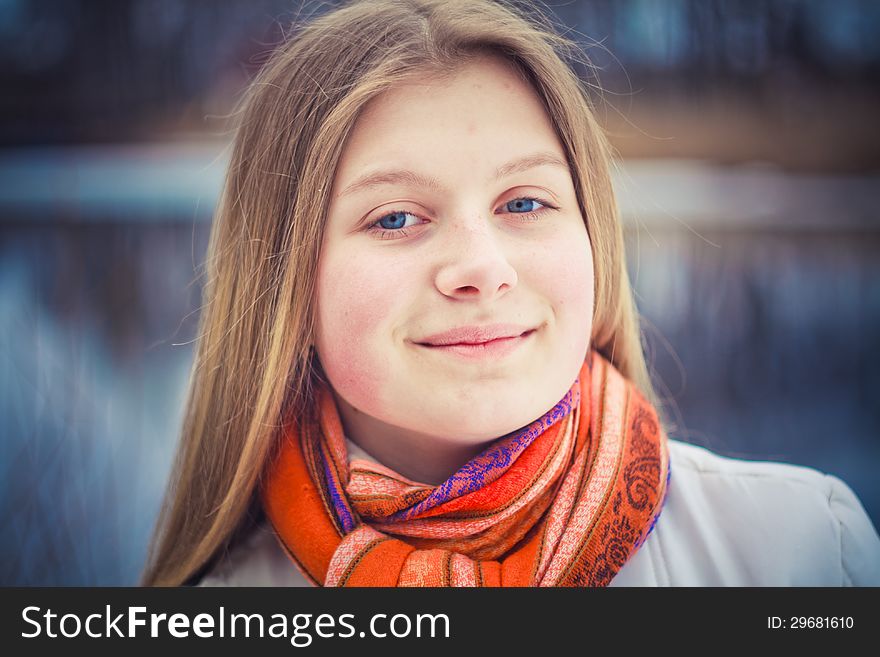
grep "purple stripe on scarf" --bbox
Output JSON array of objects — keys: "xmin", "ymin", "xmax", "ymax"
[
  {"xmin": 322, "ymin": 444, "xmax": 357, "ymax": 534},
  {"xmin": 386, "ymin": 380, "xmax": 581, "ymax": 522}
]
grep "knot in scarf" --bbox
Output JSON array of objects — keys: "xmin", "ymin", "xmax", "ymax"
[{"xmin": 263, "ymin": 351, "xmax": 669, "ymax": 586}]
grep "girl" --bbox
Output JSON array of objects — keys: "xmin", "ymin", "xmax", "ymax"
[{"xmin": 142, "ymin": 0, "xmax": 880, "ymax": 587}]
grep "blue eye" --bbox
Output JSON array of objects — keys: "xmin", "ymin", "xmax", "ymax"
[
  {"xmin": 505, "ymin": 198, "xmax": 545, "ymax": 213},
  {"xmin": 375, "ymin": 211, "xmax": 419, "ymax": 230}
]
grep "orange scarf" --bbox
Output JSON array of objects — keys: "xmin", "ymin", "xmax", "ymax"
[{"xmin": 262, "ymin": 350, "xmax": 669, "ymax": 586}]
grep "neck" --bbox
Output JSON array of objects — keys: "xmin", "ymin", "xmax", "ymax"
[{"xmin": 331, "ymin": 391, "xmax": 491, "ymax": 485}]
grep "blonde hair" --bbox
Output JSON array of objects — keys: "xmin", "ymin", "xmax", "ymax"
[{"xmin": 142, "ymin": 0, "xmax": 656, "ymax": 587}]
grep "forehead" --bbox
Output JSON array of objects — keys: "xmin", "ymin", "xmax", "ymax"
[{"xmin": 332, "ymin": 56, "xmax": 565, "ymax": 189}]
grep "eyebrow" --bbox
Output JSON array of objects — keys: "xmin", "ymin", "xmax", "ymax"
[{"xmin": 337, "ymin": 151, "xmax": 569, "ymax": 199}]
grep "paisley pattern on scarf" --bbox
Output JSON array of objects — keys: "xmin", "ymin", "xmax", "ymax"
[{"xmin": 262, "ymin": 350, "xmax": 670, "ymax": 587}]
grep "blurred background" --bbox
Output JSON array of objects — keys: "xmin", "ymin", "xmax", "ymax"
[{"xmin": 1, "ymin": 0, "xmax": 878, "ymax": 585}]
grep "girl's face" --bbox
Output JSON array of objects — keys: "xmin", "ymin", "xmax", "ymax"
[{"xmin": 315, "ymin": 55, "xmax": 594, "ymax": 447}]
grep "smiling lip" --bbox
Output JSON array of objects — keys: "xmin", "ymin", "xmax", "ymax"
[{"xmin": 415, "ymin": 324, "xmax": 536, "ymax": 359}]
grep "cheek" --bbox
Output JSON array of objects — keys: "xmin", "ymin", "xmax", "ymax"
[
  {"xmin": 529, "ymin": 227, "xmax": 594, "ymax": 345},
  {"xmin": 314, "ymin": 249, "xmax": 410, "ymax": 406},
  {"xmin": 561, "ymin": 243, "xmax": 595, "ymax": 322}
]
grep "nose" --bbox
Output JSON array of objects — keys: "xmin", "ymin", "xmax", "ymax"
[{"xmin": 433, "ymin": 220, "xmax": 518, "ymax": 302}]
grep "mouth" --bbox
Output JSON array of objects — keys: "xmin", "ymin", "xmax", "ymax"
[{"xmin": 415, "ymin": 326, "xmax": 537, "ymax": 360}]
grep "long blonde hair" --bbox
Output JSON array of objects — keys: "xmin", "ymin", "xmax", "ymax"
[{"xmin": 142, "ymin": 0, "xmax": 656, "ymax": 586}]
